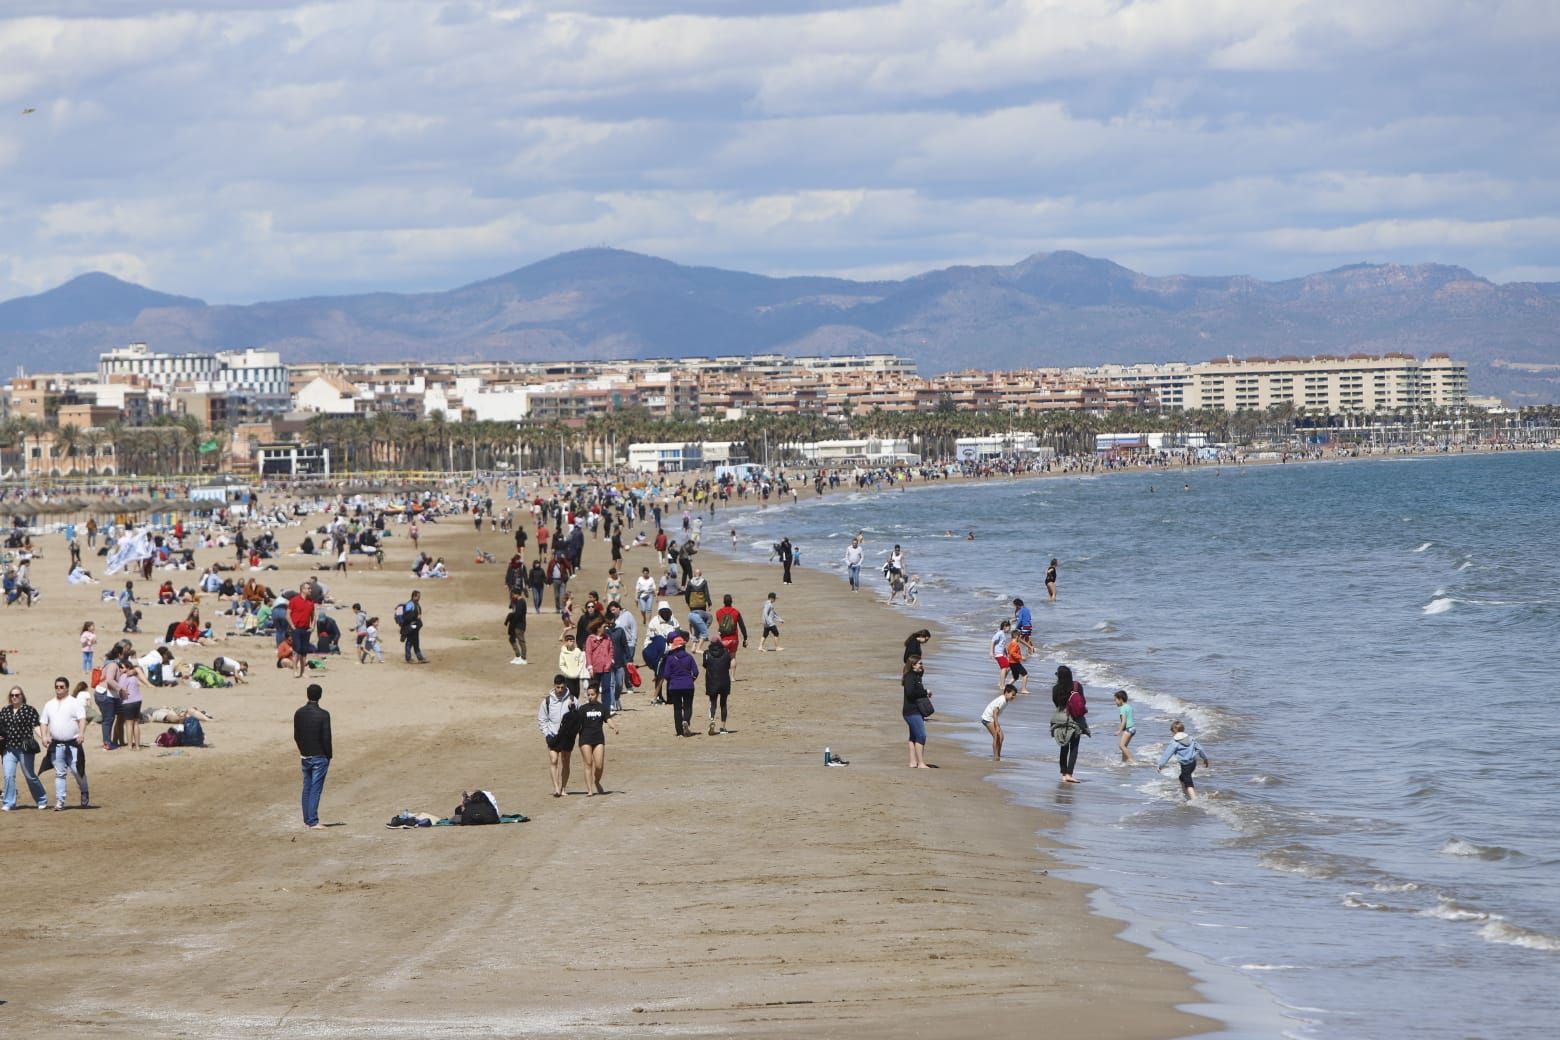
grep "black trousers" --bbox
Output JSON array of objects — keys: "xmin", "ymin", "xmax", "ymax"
[
  {"xmin": 403, "ymin": 627, "xmax": 424, "ymax": 661},
  {"xmin": 1059, "ymin": 733, "xmax": 1080, "ymax": 776},
  {"xmin": 707, "ymin": 689, "xmax": 729, "ymax": 723},
  {"xmin": 671, "ymin": 690, "xmax": 694, "ymax": 734},
  {"xmin": 782, "ymin": 560, "xmax": 793, "ymax": 583}
]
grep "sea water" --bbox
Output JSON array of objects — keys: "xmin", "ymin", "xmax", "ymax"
[{"xmin": 723, "ymin": 451, "xmax": 1560, "ymax": 1040}]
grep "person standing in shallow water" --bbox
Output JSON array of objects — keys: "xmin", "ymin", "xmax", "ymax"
[
  {"xmin": 1046, "ymin": 559, "xmax": 1059, "ymax": 601},
  {"xmin": 1052, "ymin": 665, "xmax": 1088, "ymax": 783}
]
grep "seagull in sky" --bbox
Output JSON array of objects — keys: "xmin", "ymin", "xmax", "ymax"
[{"xmin": 21, "ymin": 108, "xmax": 36, "ymax": 115}]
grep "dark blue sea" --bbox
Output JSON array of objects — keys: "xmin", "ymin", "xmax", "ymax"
[{"xmin": 723, "ymin": 451, "xmax": 1560, "ymax": 1040}]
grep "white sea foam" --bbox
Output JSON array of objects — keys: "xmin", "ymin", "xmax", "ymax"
[
  {"xmin": 1422, "ymin": 596, "xmax": 1455, "ymax": 615},
  {"xmin": 1440, "ymin": 837, "xmax": 1520, "ymax": 860},
  {"xmin": 1417, "ymin": 897, "xmax": 1488, "ymax": 923},
  {"xmin": 1455, "ymin": 559, "xmax": 1472, "ymax": 571},
  {"xmin": 1342, "ymin": 892, "xmax": 1395, "ymax": 911},
  {"xmin": 1371, "ymin": 880, "xmax": 1420, "ymax": 893},
  {"xmin": 1478, "ymin": 920, "xmax": 1560, "ymax": 952},
  {"xmin": 1413, "ymin": 542, "xmax": 1433, "ymax": 553},
  {"xmin": 1240, "ymin": 963, "xmax": 1301, "ymax": 971}
]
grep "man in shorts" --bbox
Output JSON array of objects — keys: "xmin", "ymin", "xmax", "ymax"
[
  {"xmin": 989, "ymin": 619, "xmax": 1012, "ymax": 690},
  {"xmin": 287, "ymin": 591, "xmax": 315, "ymax": 679}
]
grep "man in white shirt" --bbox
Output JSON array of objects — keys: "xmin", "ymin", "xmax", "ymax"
[
  {"xmin": 845, "ymin": 538, "xmax": 864, "ymax": 592},
  {"xmin": 40, "ymin": 676, "xmax": 90, "ymax": 810}
]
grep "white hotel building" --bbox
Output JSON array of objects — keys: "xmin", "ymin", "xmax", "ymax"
[
  {"xmin": 1068, "ymin": 353, "xmax": 1468, "ymax": 413},
  {"xmin": 99, "ymin": 343, "xmax": 291, "ymax": 420}
]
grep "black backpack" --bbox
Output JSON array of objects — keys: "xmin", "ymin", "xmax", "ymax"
[{"xmin": 455, "ymin": 791, "xmax": 499, "ymax": 826}]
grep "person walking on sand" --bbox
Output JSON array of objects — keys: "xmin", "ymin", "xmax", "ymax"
[
  {"xmin": 660, "ymin": 634, "xmax": 700, "ymax": 737},
  {"xmin": 1115, "ymin": 690, "xmax": 1136, "ymax": 764},
  {"xmin": 118, "ymin": 580, "xmax": 140, "ymax": 633},
  {"xmin": 901, "ymin": 655, "xmax": 931, "ymax": 769},
  {"xmin": 1045, "ymin": 558, "xmax": 1059, "ymax": 601},
  {"xmin": 981, "ymin": 684, "xmax": 1018, "ymax": 761},
  {"xmin": 293, "ymin": 683, "xmax": 332, "ymax": 829},
  {"xmin": 903, "ymin": 629, "xmax": 931, "ymax": 663},
  {"xmin": 80, "ymin": 621, "xmax": 97, "ymax": 677},
  {"xmin": 2, "ymin": 686, "xmax": 49, "ymax": 810},
  {"xmin": 41, "ymin": 676, "xmax": 90, "ymax": 810},
  {"xmin": 539, "ymin": 674, "xmax": 578, "ymax": 797},
  {"xmin": 576, "ymin": 685, "xmax": 617, "ymax": 796},
  {"xmin": 845, "ymin": 536, "xmax": 864, "ymax": 592},
  {"xmin": 635, "ymin": 567, "xmax": 656, "ymax": 624},
  {"xmin": 759, "ymin": 592, "xmax": 784, "ymax": 651},
  {"xmin": 714, "ymin": 594, "xmax": 747, "ymax": 677},
  {"xmin": 778, "ymin": 536, "xmax": 794, "ymax": 585},
  {"xmin": 399, "ymin": 589, "xmax": 427, "ymax": 664},
  {"xmin": 702, "ymin": 637, "xmax": 732, "ymax": 735},
  {"xmin": 505, "ymin": 590, "xmax": 528, "ymax": 665},
  {"xmin": 1157, "ymin": 720, "xmax": 1210, "ymax": 800}
]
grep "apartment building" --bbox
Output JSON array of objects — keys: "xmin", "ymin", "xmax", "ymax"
[
  {"xmin": 99, "ymin": 343, "xmax": 291, "ymax": 419},
  {"xmin": 1072, "ymin": 353, "xmax": 1468, "ymax": 413}
]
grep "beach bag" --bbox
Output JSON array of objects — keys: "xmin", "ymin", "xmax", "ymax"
[
  {"xmin": 181, "ymin": 716, "xmax": 206, "ymax": 747},
  {"xmin": 915, "ymin": 696, "xmax": 935, "ymax": 719},
  {"xmin": 1049, "ymin": 709, "xmax": 1080, "ymax": 746},
  {"xmin": 90, "ymin": 666, "xmax": 104, "ymax": 691},
  {"xmin": 718, "ymin": 612, "xmax": 738, "ymax": 637},
  {"xmin": 625, "ymin": 662, "xmax": 642, "ymax": 689},
  {"xmin": 155, "ymin": 728, "xmax": 182, "ymax": 748}
]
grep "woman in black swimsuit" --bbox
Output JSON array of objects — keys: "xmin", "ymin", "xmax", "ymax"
[
  {"xmin": 1045, "ymin": 559, "xmax": 1058, "ymax": 601},
  {"xmin": 576, "ymin": 686, "xmax": 618, "ymax": 796}
]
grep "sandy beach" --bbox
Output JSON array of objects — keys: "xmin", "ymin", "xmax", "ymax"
[{"xmin": 0, "ymin": 500, "xmax": 1209, "ymax": 1038}]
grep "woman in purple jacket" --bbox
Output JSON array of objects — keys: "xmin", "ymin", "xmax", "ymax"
[{"xmin": 658, "ymin": 634, "xmax": 699, "ymax": 738}]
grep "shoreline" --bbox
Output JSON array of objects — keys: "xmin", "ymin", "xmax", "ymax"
[{"xmin": 1, "ymin": 492, "xmax": 1210, "ymax": 1037}]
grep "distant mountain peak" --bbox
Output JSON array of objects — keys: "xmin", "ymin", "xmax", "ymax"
[{"xmin": 0, "ymin": 272, "xmax": 204, "ymax": 334}]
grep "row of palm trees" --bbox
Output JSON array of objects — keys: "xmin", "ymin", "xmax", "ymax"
[{"xmin": 3, "ymin": 402, "xmax": 1550, "ymax": 481}]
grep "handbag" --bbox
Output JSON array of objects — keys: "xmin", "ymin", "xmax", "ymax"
[
  {"xmin": 23, "ymin": 736, "xmax": 41, "ymax": 755},
  {"xmin": 915, "ymin": 696, "xmax": 935, "ymax": 719}
]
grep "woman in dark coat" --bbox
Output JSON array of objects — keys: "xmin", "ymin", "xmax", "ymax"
[
  {"xmin": 1052, "ymin": 665, "xmax": 1089, "ymax": 783},
  {"xmin": 901, "ymin": 656, "xmax": 930, "ymax": 768}
]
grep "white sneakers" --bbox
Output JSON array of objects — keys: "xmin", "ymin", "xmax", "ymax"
[{"xmin": 510, "ymin": 656, "xmax": 528, "ymax": 665}]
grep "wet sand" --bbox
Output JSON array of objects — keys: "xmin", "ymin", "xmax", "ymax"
[{"xmin": 0, "ymin": 505, "xmax": 1208, "ymax": 1038}]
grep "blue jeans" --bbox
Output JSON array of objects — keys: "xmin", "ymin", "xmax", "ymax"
[
  {"xmin": 687, "ymin": 610, "xmax": 710, "ymax": 642},
  {"xmin": 552, "ymin": 579, "xmax": 567, "ymax": 612},
  {"xmin": 598, "ymin": 668, "xmax": 619, "ymax": 713},
  {"xmin": 95, "ymin": 692, "xmax": 119, "ymax": 746},
  {"xmin": 51, "ymin": 742, "xmax": 89, "ymax": 806},
  {"xmin": 903, "ymin": 712, "xmax": 927, "ymax": 745},
  {"xmin": 531, "ymin": 585, "xmax": 543, "ymax": 611},
  {"xmin": 847, "ymin": 564, "xmax": 861, "ymax": 590},
  {"xmin": 300, "ymin": 756, "xmax": 330, "ymax": 826},
  {"xmin": 3, "ymin": 748, "xmax": 47, "ymax": 808}
]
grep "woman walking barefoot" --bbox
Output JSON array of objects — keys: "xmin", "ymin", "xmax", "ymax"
[
  {"xmin": 575, "ymin": 686, "xmax": 618, "ymax": 795},
  {"xmin": 901, "ymin": 656, "xmax": 931, "ymax": 768}
]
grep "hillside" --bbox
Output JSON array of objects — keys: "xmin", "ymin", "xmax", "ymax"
[{"xmin": 2, "ymin": 249, "xmax": 1557, "ymax": 402}]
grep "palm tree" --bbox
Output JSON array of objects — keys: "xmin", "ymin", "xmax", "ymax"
[{"xmin": 55, "ymin": 423, "xmax": 83, "ymax": 476}]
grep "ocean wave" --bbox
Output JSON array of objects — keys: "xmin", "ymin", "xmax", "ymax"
[
  {"xmin": 1422, "ymin": 596, "xmax": 1455, "ymax": 615},
  {"xmin": 1259, "ymin": 847, "xmax": 1344, "ymax": 880},
  {"xmin": 1478, "ymin": 920, "xmax": 1560, "ymax": 952},
  {"xmin": 1092, "ymin": 620, "xmax": 1117, "ymax": 633},
  {"xmin": 1413, "ymin": 542, "xmax": 1434, "ymax": 553},
  {"xmin": 1250, "ymin": 774, "xmax": 1282, "ymax": 785},
  {"xmin": 1342, "ymin": 892, "xmax": 1397, "ymax": 911},
  {"xmin": 1440, "ymin": 837, "xmax": 1522, "ymax": 861},
  {"xmin": 1417, "ymin": 897, "xmax": 1489, "ymax": 922},
  {"xmin": 1239, "ymin": 963, "xmax": 1301, "ymax": 971},
  {"xmin": 1371, "ymin": 880, "xmax": 1421, "ymax": 893},
  {"xmin": 1455, "ymin": 559, "xmax": 1473, "ymax": 571}
]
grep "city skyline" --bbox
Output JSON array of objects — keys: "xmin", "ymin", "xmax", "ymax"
[{"xmin": 2, "ymin": 1, "xmax": 1556, "ymax": 304}]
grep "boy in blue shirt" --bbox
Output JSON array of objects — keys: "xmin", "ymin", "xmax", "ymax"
[{"xmin": 1156, "ymin": 721, "xmax": 1211, "ymax": 801}]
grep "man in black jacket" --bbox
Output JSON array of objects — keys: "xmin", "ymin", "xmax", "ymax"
[{"xmin": 293, "ymin": 683, "xmax": 332, "ymax": 830}]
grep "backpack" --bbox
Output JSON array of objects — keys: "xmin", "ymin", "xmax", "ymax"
[
  {"xmin": 688, "ymin": 584, "xmax": 708, "ymax": 609},
  {"xmin": 718, "ymin": 611, "xmax": 738, "ymax": 637},
  {"xmin": 454, "ymin": 790, "xmax": 499, "ymax": 826},
  {"xmin": 181, "ymin": 716, "xmax": 206, "ymax": 747},
  {"xmin": 90, "ymin": 666, "xmax": 104, "ymax": 691},
  {"xmin": 191, "ymin": 664, "xmax": 227, "ymax": 689},
  {"xmin": 393, "ymin": 602, "xmax": 406, "ymax": 627},
  {"xmin": 155, "ymin": 728, "xmax": 182, "ymax": 748}
]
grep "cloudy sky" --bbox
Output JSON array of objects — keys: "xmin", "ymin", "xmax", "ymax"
[{"xmin": 1, "ymin": 0, "xmax": 1557, "ymax": 303}]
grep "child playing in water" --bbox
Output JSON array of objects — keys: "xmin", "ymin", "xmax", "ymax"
[
  {"xmin": 1115, "ymin": 690, "xmax": 1135, "ymax": 763},
  {"xmin": 981, "ymin": 684, "xmax": 1018, "ymax": 761},
  {"xmin": 905, "ymin": 574, "xmax": 920, "ymax": 606},
  {"xmin": 1156, "ymin": 720, "xmax": 1210, "ymax": 800}
]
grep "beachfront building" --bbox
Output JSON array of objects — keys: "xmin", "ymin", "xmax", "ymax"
[
  {"xmin": 955, "ymin": 433, "xmax": 1054, "ymax": 463},
  {"xmin": 787, "ymin": 438, "xmax": 920, "ymax": 466},
  {"xmin": 1070, "ymin": 353, "xmax": 1468, "ymax": 414},
  {"xmin": 627, "ymin": 441, "xmax": 704, "ymax": 473}
]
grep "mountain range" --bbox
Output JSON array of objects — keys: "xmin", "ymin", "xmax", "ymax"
[{"xmin": 3, "ymin": 249, "xmax": 1558, "ymax": 403}]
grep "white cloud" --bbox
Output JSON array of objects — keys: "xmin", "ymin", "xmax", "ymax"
[{"xmin": 0, "ymin": 0, "xmax": 1557, "ymax": 303}]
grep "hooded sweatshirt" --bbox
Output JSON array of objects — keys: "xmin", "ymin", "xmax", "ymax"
[
  {"xmin": 702, "ymin": 641, "xmax": 732, "ymax": 694},
  {"xmin": 659, "ymin": 645, "xmax": 699, "ymax": 692},
  {"xmin": 1157, "ymin": 731, "xmax": 1209, "ymax": 769}
]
